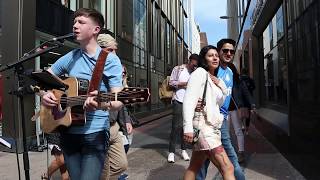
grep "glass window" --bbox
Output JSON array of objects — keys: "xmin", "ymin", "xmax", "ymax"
[
  {"xmin": 81, "ymin": 0, "xmax": 103, "ymax": 12},
  {"xmin": 263, "ymin": 25, "xmax": 288, "ymax": 106},
  {"xmin": 133, "ymin": 0, "xmax": 147, "ymax": 49},
  {"xmin": 177, "ymin": 36, "xmax": 183, "ymax": 64},
  {"xmin": 117, "ymin": 0, "xmax": 133, "ymax": 42},
  {"xmin": 152, "ymin": 3, "xmax": 160, "ymax": 58},
  {"xmin": 179, "ymin": 3, "xmax": 182, "ymax": 34},
  {"xmin": 166, "ymin": 23, "xmax": 172, "ymax": 65},
  {"xmin": 276, "ymin": 6, "xmax": 284, "ymax": 40},
  {"xmin": 161, "ymin": 16, "xmax": 166, "ymax": 62},
  {"xmin": 268, "ymin": 22, "xmax": 273, "ymax": 49},
  {"xmin": 69, "ymin": 0, "xmax": 77, "ymax": 11},
  {"xmin": 136, "ymin": 67, "xmax": 147, "ymax": 87},
  {"xmin": 286, "ymin": 0, "xmax": 292, "ymax": 26},
  {"xmin": 183, "ymin": 15, "xmax": 188, "ymax": 46},
  {"xmin": 172, "ymin": 0, "xmax": 176, "ymax": 26},
  {"xmin": 106, "ymin": 0, "xmax": 115, "ymax": 32},
  {"xmin": 172, "ymin": 30, "xmax": 177, "ymax": 65},
  {"xmin": 117, "ymin": 37, "xmax": 133, "ymax": 62},
  {"xmin": 168, "ymin": 0, "xmax": 172, "ymax": 22},
  {"xmin": 292, "ymin": 3, "xmax": 319, "ymax": 103}
]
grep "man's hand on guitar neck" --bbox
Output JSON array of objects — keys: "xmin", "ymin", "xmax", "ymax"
[{"xmin": 84, "ymin": 90, "xmax": 124, "ymax": 111}]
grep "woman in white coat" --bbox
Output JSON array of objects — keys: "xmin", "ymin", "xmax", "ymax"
[{"xmin": 183, "ymin": 45, "xmax": 235, "ymax": 180}]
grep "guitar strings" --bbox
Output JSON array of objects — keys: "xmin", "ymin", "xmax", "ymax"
[{"xmin": 58, "ymin": 92, "xmax": 147, "ymax": 104}]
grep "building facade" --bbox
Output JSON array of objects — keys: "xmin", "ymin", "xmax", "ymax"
[
  {"xmin": 199, "ymin": 32, "xmax": 208, "ymax": 48},
  {"xmin": 0, "ymin": 0, "xmax": 198, "ymax": 150},
  {"xmin": 228, "ymin": 0, "xmax": 320, "ymax": 178}
]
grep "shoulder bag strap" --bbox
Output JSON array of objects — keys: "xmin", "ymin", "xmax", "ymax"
[
  {"xmin": 197, "ymin": 74, "xmax": 209, "ymax": 131},
  {"xmin": 201, "ymin": 74, "xmax": 208, "ymax": 107}
]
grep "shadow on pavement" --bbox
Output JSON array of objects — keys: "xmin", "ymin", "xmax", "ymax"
[{"xmin": 147, "ymin": 163, "xmax": 186, "ymax": 180}]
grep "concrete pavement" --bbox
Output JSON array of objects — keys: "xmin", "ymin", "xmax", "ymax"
[
  {"xmin": 125, "ymin": 115, "xmax": 305, "ymax": 180},
  {"xmin": 0, "ymin": 112, "xmax": 306, "ymax": 180}
]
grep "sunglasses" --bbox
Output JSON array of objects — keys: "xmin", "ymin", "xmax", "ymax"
[{"xmin": 222, "ymin": 49, "xmax": 235, "ymax": 55}]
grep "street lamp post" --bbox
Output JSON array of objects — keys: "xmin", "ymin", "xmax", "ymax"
[{"xmin": 219, "ymin": 15, "xmax": 244, "ymax": 19}]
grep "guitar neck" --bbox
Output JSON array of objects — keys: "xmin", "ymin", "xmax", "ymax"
[{"xmin": 65, "ymin": 88, "xmax": 149, "ymax": 107}]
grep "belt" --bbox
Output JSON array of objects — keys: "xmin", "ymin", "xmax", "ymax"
[{"xmin": 174, "ymin": 100, "xmax": 183, "ymax": 104}]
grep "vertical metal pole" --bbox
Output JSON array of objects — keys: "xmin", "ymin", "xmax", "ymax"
[
  {"xmin": 35, "ymin": 39, "xmax": 41, "ymax": 149},
  {"xmin": 16, "ymin": 66, "xmax": 30, "ymax": 180}
]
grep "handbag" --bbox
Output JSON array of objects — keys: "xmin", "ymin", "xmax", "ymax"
[{"xmin": 192, "ymin": 75, "xmax": 208, "ymax": 144}]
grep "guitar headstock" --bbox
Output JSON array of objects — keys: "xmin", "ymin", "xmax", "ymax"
[{"xmin": 117, "ymin": 87, "xmax": 150, "ymax": 106}]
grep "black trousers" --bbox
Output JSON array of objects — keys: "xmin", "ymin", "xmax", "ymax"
[{"xmin": 169, "ymin": 100, "xmax": 186, "ymax": 153}]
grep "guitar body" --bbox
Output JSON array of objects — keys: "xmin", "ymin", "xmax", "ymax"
[
  {"xmin": 40, "ymin": 77, "xmax": 86, "ymax": 133},
  {"xmin": 40, "ymin": 77, "xmax": 150, "ymax": 133}
]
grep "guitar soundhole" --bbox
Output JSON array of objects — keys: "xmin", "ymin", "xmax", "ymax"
[{"xmin": 60, "ymin": 94, "xmax": 68, "ymax": 110}]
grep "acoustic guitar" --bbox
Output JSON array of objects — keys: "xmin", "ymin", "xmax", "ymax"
[{"xmin": 40, "ymin": 77, "xmax": 150, "ymax": 133}]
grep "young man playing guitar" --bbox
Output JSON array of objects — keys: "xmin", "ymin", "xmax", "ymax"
[{"xmin": 41, "ymin": 8, "xmax": 123, "ymax": 179}]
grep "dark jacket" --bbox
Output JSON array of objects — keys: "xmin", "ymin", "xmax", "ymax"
[
  {"xmin": 229, "ymin": 80, "xmax": 255, "ymax": 111},
  {"xmin": 240, "ymin": 75, "xmax": 255, "ymax": 95},
  {"xmin": 109, "ymin": 106, "xmax": 131, "ymax": 135}
]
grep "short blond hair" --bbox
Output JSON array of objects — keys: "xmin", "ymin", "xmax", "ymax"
[{"xmin": 97, "ymin": 34, "xmax": 118, "ymax": 49}]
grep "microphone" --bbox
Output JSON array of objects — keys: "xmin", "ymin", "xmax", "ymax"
[{"xmin": 50, "ymin": 33, "xmax": 75, "ymax": 42}]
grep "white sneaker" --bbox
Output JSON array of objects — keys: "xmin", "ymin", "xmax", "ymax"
[
  {"xmin": 181, "ymin": 150, "xmax": 190, "ymax": 161},
  {"xmin": 168, "ymin": 152, "xmax": 175, "ymax": 163}
]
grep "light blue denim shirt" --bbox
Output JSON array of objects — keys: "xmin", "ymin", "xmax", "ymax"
[{"xmin": 51, "ymin": 46, "xmax": 123, "ymax": 134}]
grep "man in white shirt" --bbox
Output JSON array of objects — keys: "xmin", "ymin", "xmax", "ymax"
[{"xmin": 167, "ymin": 54, "xmax": 199, "ymax": 163}]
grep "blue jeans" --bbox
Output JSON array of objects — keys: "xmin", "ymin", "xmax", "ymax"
[
  {"xmin": 196, "ymin": 118, "xmax": 245, "ymax": 180},
  {"xmin": 61, "ymin": 130, "xmax": 108, "ymax": 180}
]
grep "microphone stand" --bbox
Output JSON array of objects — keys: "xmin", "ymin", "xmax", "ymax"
[{"xmin": 0, "ymin": 41, "xmax": 64, "ymax": 180}]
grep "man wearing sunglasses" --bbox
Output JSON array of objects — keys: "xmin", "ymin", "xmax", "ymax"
[{"xmin": 196, "ymin": 39, "xmax": 246, "ymax": 180}]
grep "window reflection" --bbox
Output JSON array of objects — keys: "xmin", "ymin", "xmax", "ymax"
[
  {"xmin": 263, "ymin": 6, "xmax": 288, "ymax": 105},
  {"xmin": 288, "ymin": 0, "xmax": 320, "ymax": 104},
  {"xmin": 106, "ymin": 0, "xmax": 115, "ymax": 32}
]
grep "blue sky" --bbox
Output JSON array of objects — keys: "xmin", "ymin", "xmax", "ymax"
[{"xmin": 194, "ymin": 0, "xmax": 227, "ymax": 46}]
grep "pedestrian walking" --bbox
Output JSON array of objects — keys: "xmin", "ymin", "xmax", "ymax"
[
  {"xmin": 98, "ymin": 33, "xmax": 133, "ymax": 180},
  {"xmin": 167, "ymin": 54, "xmax": 199, "ymax": 163},
  {"xmin": 183, "ymin": 45, "xmax": 235, "ymax": 180},
  {"xmin": 41, "ymin": 133, "xmax": 69, "ymax": 180},
  {"xmin": 196, "ymin": 39, "xmax": 246, "ymax": 180},
  {"xmin": 239, "ymin": 68, "xmax": 256, "ymax": 135},
  {"xmin": 227, "ymin": 63, "xmax": 256, "ymax": 163}
]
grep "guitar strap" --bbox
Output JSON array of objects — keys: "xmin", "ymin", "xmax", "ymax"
[{"xmin": 87, "ymin": 49, "xmax": 109, "ymax": 93}]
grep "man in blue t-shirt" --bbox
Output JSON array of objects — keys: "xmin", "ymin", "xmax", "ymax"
[
  {"xmin": 41, "ymin": 8, "xmax": 123, "ymax": 179},
  {"xmin": 196, "ymin": 39, "xmax": 246, "ymax": 180}
]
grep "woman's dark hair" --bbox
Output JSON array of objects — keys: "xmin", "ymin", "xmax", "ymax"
[
  {"xmin": 228, "ymin": 62, "xmax": 240, "ymax": 84},
  {"xmin": 199, "ymin": 45, "xmax": 219, "ymax": 75}
]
